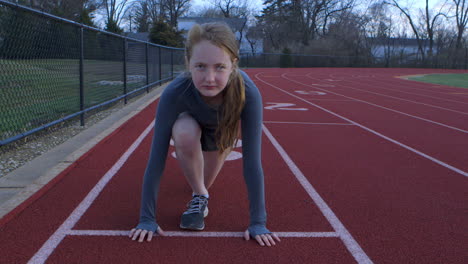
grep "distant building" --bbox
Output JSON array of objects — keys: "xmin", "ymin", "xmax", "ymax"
[
  {"xmin": 124, "ymin": 17, "xmax": 264, "ymax": 55},
  {"xmin": 369, "ymin": 37, "xmax": 431, "ymax": 61},
  {"xmin": 178, "ymin": 17, "xmax": 263, "ymax": 55}
]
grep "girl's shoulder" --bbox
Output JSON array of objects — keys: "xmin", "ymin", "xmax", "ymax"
[
  {"xmin": 166, "ymin": 72, "xmax": 192, "ymax": 91},
  {"xmin": 239, "ymin": 70, "xmax": 260, "ymax": 96},
  {"xmin": 161, "ymin": 72, "xmax": 192, "ymax": 98}
]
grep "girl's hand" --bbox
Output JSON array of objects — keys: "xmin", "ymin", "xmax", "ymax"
[
  {"xmin": 244, "ymin": 229, "xmax": 281, "ymax": 246},
  {"xmin": 129, "ymin": 226, "xmax": 166, "ymax": 242}
]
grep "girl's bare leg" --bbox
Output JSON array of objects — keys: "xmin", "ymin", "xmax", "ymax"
[
  {"xmin": 203, "ymin": 148, "xmax": 231, "ymax": 189},
  {"xmin": 172, "ymin": 113, "xmax": 207, "ymax": 195},
  {"xmin": 172, "ymin": 113, "xmax": 232, "ymax": 194}
]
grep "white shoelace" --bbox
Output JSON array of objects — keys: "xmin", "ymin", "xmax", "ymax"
[{"xmin": 184, "ymin": 196, "xmax": 208, "ymax": 214}]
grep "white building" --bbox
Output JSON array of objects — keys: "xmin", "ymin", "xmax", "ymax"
[
  {"xmin": 178, "ymin": 17, "xmax": 263, "ymax": 55},
  {"xmin": 370, "ymin": 37, "xmax": 431, "ymax": 61}
]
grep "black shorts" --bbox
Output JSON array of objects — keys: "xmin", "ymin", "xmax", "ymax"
[
  {"xmin": 200, "ymin": 126, "xmax": 218, "ymax": 152},
  {"xmin": 176, "ymin": 112, "xmax": 218, "ymax": 152}
]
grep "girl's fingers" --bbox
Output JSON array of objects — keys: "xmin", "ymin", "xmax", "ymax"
[
  {"xmin": 266, "ymin": 234, "xmax": 276, "ymax": 246},
  {"xmin": 272, "ymin": 233, "xmax": 281, "ymax": 242},
  {"xmin": 261, "ymin": 234, "xmax": 271, "ymax": 246},
  {"xmin": 129, "ymin": 228, "xmax": 136, "ymax": 238},
  {"xmin": 147, "ymin": 231, "xmax": 154, "ymax": 242},
  {"xmin": 131, "ymin": 229, "xmax": 141, "ymax": 241},
  {"xmin": 255, "ymin": 235, "xmax": 265, "ymax": 246},
  {"xmin": 157, "ymin": 227, "xmax": 166, "ymax": 236},
  {"xmin": 138, "ymin": 230, "xmax": 148, "ymax": 242},
  {"xmin": 244, "ymin": 230, "xmax": 250, "ymax": 241}
]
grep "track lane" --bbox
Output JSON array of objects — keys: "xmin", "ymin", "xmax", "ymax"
[
  {"xmin": 315, "ymin": 74, "xmax": 468, "ymax": 113},
  {"xmin": 256, "ymin": 71, "xmax": 467, "ymax": 173},
  {"xmin": 263, "ymin": 122, "xmax": 467, "ymax": 264},
  {"xmin": 251, "ymin": 69, "xmax": 467, "ymax": 263},
  {"xmin": 285, "ymin": 74, "xmax": 468, "ymax": 131}
]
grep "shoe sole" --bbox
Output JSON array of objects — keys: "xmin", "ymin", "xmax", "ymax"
[{"xmin": 179, "ymin": 223, "xmax": 205, "ymax": 231}]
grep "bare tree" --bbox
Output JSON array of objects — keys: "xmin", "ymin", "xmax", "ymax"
[
  {"xmin": 190, "ymin": 6, "xmax": 225, "ymax": 18},
  {"xmin": 321, "ymin": 0, "xmax": 356, "ymax": 37},
  {"xmin": 126, "ymin": 1, "xmax": 150, "ymax": 32},
  {"xmin": 421, "ymin": 0, "xmax": 448, "ymax": 59},
  {"xmin": 385, "ymin": 0, "xmax": 450, "ymax": 63},
  {"xmin": 366, "ymin": 1, "xmax": 394, "ymax": 38},
  {"xmin": 207, "ymin": 0, "xmax": 252, "ymax": 47},
  {"xmin": 384, "ymin": 0, "xmax": 426, "ymax": 60},
  {"xmin": 245, "ymin": 23, "xmax": 263, "ymax": 55},
  {"xmin": 452, "ymin": 0, "xmax": 468, "ymax": 50},
  {"xmin": 210, "ymin": 0, "xmax": 250, "ymax": 18},
  {"xmin": 161, "ymin": 0, "xmax": 191, "ymax": 28},
  {"xmin": 365, "ymin": 1, "xmax": 397, "ymax": 66},
  {"xmin": 10, "ymin": 0, "xmax": 99, "ymax": 23},
  {"xmin": 145, "ymin": 0, "xmax": 165, "ymax": 24},
  {"xmin": 99, "ymin": 0, "xmax": 134, "ymax": 32},
  {"xmin": 291, "ymin": 0, "xmax": 355, "ymax": 45}
]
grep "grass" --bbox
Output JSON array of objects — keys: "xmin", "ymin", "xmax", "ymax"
[
  {"xmin": 0, "ymin": 58, "xmax": 182, "ymax": 140},
  {"xmin": 407, "ymin": 73, "xmax": 468, "ymax": 89}
]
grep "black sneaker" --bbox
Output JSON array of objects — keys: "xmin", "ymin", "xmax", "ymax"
[{"xmin": 179, "ymin": 195, "xmax": 209, "ymax": 231}]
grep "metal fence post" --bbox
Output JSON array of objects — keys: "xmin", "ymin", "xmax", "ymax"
[
  {"xmin": 123, "ymin": 38, "xmax": 128, "ymax": 104},
  {"xmin": 79, "ymin": 26, "xmax": 85, "ymax": 126},
  {"xmin": 146, "ymin": 43, "xmax": 149, "ymax": 93},
  {"xmin": 158, "ymin": 47, "xmax": 162, "ymax": 85},
  {"xmin": 171, "ymin": 49, "xmax": 174, "ymax": 79},
  {"xmin": 465, "ymin": 47, "xmax": 467, "ymax": 70}
]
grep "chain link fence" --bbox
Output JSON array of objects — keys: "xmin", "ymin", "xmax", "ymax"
[{"xmin": 0, "ymin": 0, "xmax": 185, "ymax": 146}]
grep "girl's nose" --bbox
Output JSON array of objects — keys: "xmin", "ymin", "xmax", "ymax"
[{"xmin": 205, "ymin": 69, "xmax": 216, "ymax": 82}]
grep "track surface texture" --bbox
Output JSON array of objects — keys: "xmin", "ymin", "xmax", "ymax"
[{"xmin": 1, "ymin": 68, "xmax": 467, "ymax": 264}]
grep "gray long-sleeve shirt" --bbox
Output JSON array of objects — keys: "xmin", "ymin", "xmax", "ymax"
[{"xmin": 136, "ymin": 70, "xmax": 270, "ymax": 236}]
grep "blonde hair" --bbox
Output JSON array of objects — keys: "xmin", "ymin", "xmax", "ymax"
[{"xmin": 185, "ymin": 22, "xmax": 245, "ymax": 153}]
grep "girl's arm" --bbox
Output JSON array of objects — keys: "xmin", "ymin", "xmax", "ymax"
[
  {"xmin": 240, "ymin": 71, "xmax": 271, "ymax": 237},
  {"xmin": 136, "ymin": 79, "xmax": 183, "ymax": 232}
]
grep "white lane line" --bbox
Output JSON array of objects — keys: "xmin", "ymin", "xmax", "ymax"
[
  {"xmin": 311, "ymin": 77, "xmax": 468, "ymax": 115},
  {"xmin": 255, "ymin": 73, "xmax": 468, "ymax": 178},
  {"xmin": 27, "ymin": 121, "xmax": 155, "ymax": 264},
  {"xmin": 305, "ymin": 99, "xmax": 356, "ymax": 101},
  {"xmin": 262, "ymin": 125, "xmax": 373, "ymax": 264},
  {"xmin": 68, "ymin": 230, "xmax": 339, "ymax": 238},
  {"xmin": 282, "ymin": 74, "xmax": 468, "ymax": 133},
  {"xmin": 349, "ymin": 76, "xmax": 468, "ymax": 105},
  {"xmin": 264, "ymin": 121, "xmax": 354, "ymax": 125}
]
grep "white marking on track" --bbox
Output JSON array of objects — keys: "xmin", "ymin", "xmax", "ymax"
[
  {"xmin": 171, "ymin": 140, "xmax": 243, "ymax": 161},
  {"xmin": 264, "ymin": 102, "xmax": 308, "ymax": 111},
  {"xmin": 311, "ymin": 84, "xmax": 335, "ymax": 87},
  {"xmin": 295, "ymin": 90, "xmax": 327, "ymax": 95},
  {"xmin": 256, "ymin": 73, "xmax": 468, "ymax": 178},
  {"xmin": 349, "ymin": 75, "xmax": 468, "ymax": 105},
  {"xmin": 262, "ymin": 125, "xmax": 373, "ymax": 264},
  {"xmin": 314, "ymin": 76, "xmax": 468, "ymax": 115},
  {"xmin": 27, "ymin": 121, "xmax": 156, "ymax": 264},
  {"xmin": 286, "ymin": 74, "xmax": 468, "ymax": 133},
  {"xmin": 68, "ymin": 230, "xmax": 339, "ymax": 238},
  {"xmin": 264, "ymin": 121, "xmax": 354, "ymax": 125},
  {"xmin": 171, "ymin": 150, "xmax": 242, "ymax": 160}
]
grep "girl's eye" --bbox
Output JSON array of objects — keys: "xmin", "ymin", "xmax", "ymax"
[{"xmin": 217, "ymin": 65, "xmax": 226, "ymax": 70}]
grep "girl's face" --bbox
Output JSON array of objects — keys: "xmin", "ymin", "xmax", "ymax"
[{"xmin": 189, "ymin": 40, "xmax": 234, "ymax": 100}]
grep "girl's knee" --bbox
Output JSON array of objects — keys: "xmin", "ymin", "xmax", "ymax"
[{"xmin": 172, "ymin": 113, "xmax": 201, "ymax": 150}]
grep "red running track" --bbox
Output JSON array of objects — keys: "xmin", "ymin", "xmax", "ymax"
[{"xmin": 0, "ymin": 68, "xmax": 466, "ymax": 264}]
